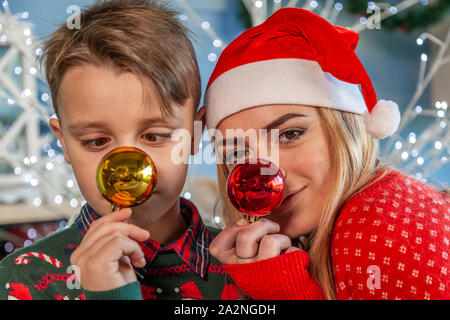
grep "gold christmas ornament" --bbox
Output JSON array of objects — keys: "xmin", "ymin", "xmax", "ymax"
[{"xmin": 96, "ymin": 146, "xmax": 157, "ymax": 212}]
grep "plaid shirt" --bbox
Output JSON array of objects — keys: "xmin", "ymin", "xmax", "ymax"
[{"xmin": 73, "ymin": 198, "xmax": 214, "ymax": 279}]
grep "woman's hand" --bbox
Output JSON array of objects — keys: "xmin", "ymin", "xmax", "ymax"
[
  {"xmin": 70, "ymin": 208, "xmax": 150, "ymax": 291},
  {"xmin": 209, "ymin": 218, "xmax": 300, "ymax": 265}
]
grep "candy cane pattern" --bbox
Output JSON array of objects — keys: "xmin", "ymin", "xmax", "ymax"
[{"xmin": 14, "ymin": 252, "xmax": 62, "ymax": 268}]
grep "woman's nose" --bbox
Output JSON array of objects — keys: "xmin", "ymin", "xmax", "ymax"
[{"xmin": 280, "ymin": 167, "xmax": 287, "ymax": 180}]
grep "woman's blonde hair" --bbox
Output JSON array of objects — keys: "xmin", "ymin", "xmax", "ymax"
[{"xmin": 215, "ymin": 106, "xmax": 389, "ymax": 300}]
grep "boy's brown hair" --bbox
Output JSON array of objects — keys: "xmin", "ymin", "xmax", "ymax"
[{"xmin": 41, "ymin": 0, "xmax": 201, "ymax": 119}]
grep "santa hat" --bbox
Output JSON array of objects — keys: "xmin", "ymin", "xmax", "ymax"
[{"xmin": 204, "ymin": 8, "xmax": 401, "ymax": 139}]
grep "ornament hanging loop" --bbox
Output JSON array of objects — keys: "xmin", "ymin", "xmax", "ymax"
[{"xmin": 244, "ymin": 215, "xmax": 260, "ymax": 224}]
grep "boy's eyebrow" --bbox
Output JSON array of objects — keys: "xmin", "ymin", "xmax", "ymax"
[
  {"xmin": 137, "ymin": 117, "xmax": 178, "ymax": 129},
  {"xmin": 67, "ymin": 117, "xmax": 174, "ymax": 134},
  {"xmin": 67, "ymin": 121, "xmax": 111, "ymax": 133}
]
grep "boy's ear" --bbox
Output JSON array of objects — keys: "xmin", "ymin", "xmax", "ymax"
[
  {"xmin": 49, "ymin": 117, "xmax": 71, "ymax": 164},
  {"xmin": 191, "ymin": 106, "xmax": 206, "ymax": 155}
]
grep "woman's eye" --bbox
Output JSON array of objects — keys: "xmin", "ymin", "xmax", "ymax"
[
  {"xmin": 279, "ymin": 129, "xmax": 305, "ymax": 144},
  {"xmin": 225, "ymin": 149, "xmax": 249, "ymax": 164},
  {"xmin": 81, "ymin": 138, "xmax": 110, "ymax": 148}
]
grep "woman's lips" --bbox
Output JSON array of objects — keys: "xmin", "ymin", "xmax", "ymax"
[{"xmin": 271, "ymin": 186, "xmax": 307, "ymax": 215}]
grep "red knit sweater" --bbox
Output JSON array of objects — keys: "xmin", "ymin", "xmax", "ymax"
[{"xmin": 222, "ymin": 170, "xmax": 450, "ymax": 300}]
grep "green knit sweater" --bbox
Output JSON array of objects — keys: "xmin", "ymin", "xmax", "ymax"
[{"xmin": 0, "ymin": 221, "xmax": 238, "ymax": 300}]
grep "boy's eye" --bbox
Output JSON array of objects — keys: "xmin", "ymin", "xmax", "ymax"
[
  {"xmin": 143, "ymin": 133, "xmax": 157, "ymax": 142},
  {"xmin": 279, "ymin": 128, "xmax": 305, "ymax": 144},
  {"xmin": 81, "ymin": 137, "xmax": 110, "ymax": 148},
  {"xmin": 142, "ymin": 133, "xmax": 171, "ymax": 143}
]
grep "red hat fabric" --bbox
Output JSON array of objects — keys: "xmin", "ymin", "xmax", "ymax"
[{"xmin": 205, "ymin": 7, "xmax": 400, "ymax": 139}]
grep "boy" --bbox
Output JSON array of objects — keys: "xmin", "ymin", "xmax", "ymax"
[{"xmin": 0, "ymin": 0, "xmax": 238, "ymax": 300}]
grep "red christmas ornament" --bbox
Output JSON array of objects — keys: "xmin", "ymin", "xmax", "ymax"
[{"xmin": 226, "ymin": 159, "xmax": 285, "ymax": 221}]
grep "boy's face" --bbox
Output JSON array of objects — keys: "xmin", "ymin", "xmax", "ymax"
[{"xmin": 50, "ymin": 64, "xmax": 195, "ymax": 224}]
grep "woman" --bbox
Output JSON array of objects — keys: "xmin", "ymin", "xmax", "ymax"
[{"xmin": 199, "ymin": 8, "xmax": 449, "ymax": 300}]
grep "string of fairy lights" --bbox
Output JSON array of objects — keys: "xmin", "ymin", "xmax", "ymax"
[
  {"xmin": 0, "ymin": 0, "xmax": 447, "ymax": 238},
  {"xmin": 381, "ymin": 27, "xmax": 449, "ymax": 181},
  {"xmin": 0, "ymin": 0, "xmax": 83, "ymax": 216}
]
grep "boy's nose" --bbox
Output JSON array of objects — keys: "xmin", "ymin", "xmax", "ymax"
[{"xmin": 115, "ymin": 136, "xmax": 140, "ymax": 149}]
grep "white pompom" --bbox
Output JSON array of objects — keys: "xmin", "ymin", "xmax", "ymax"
[{"xmin": 363, "ymin": 100, "xmax": 401, "ymax": 139}]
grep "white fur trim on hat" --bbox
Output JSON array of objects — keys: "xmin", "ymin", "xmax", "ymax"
[
  {"xmin": 205, "ymin": 58, "xmax": 367, "ymax": 129},
  {"xmin": 363, "ymin": 100, "xmax": 401, "ymax": 139}
]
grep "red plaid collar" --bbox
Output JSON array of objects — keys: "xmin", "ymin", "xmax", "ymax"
[{"xmin": 74, "ymin": 198, "xmax": 214, "ymax": 279}]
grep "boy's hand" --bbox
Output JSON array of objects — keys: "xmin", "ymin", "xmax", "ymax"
[
  {"xmin": 209, "ymin": 218, "xmax": 300, "ymax": 265},
  {"xmin": 70, "ymin": 208, "xmax": 150, "ymax": 291}
]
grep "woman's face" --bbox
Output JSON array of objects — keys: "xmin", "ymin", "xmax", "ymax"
[{"xmin": 216, "ymin": 104, "xmax": 332, "ymax": 239}]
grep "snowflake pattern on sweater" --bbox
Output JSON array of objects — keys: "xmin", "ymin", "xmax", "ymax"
[{"xmin": 332, "ymin": 170, "xmax": 450, "ymax": 300}]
